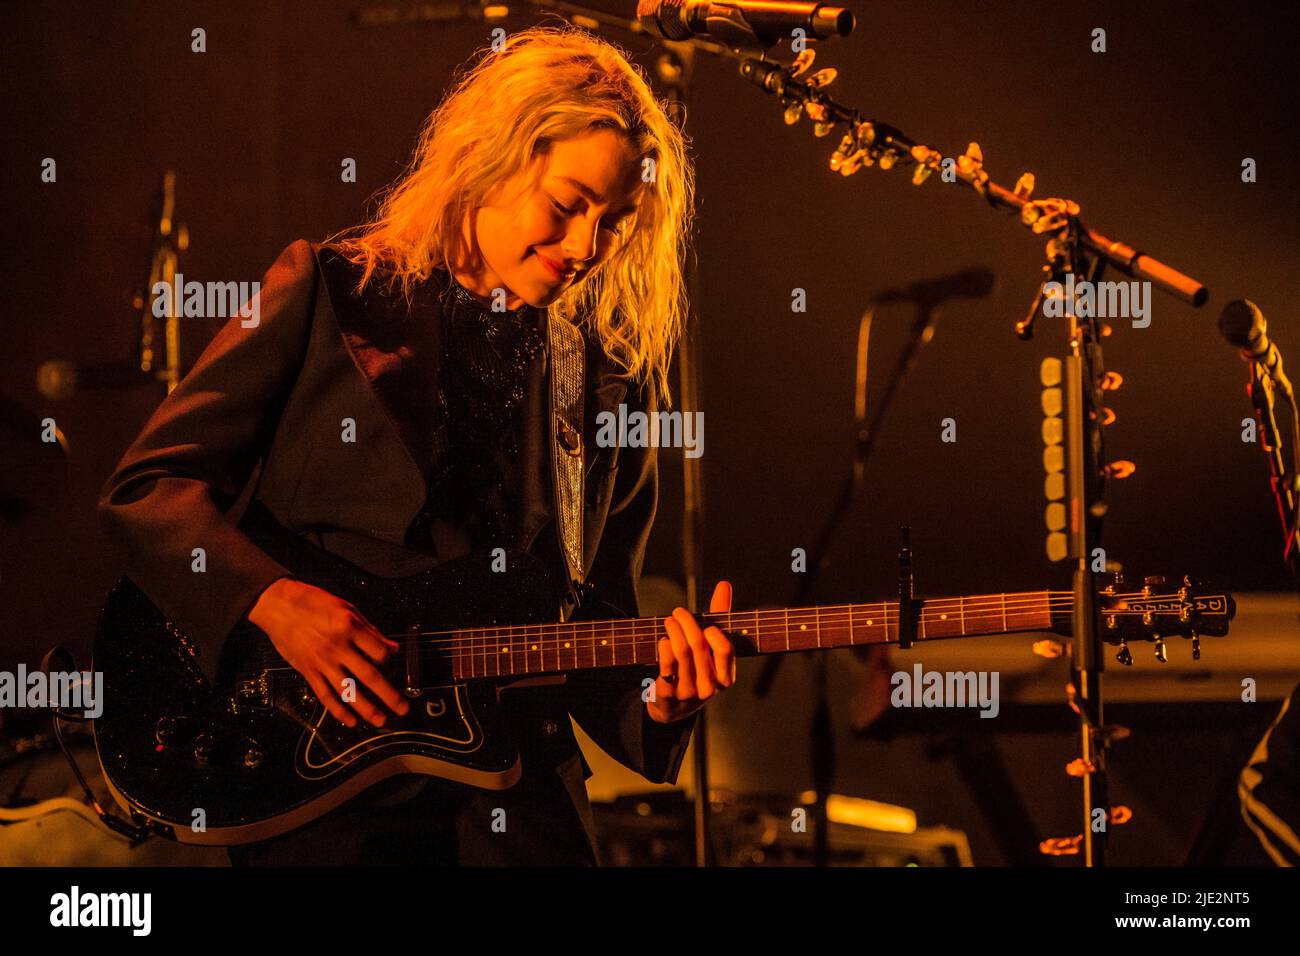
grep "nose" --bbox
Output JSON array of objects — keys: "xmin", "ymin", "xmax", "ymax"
[{"xmin": 560, "ymin": 213, "xmax": 600, "ymax": 268}]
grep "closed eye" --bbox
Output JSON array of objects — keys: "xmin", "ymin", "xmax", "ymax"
[{"xmin": 551, "ymin": 196, "xmax": 622, "ymax": 234}]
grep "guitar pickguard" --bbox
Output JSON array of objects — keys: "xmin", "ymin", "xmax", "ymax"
[{"xmin": 295, "ymin": 684, "xmax": 483, "ymax": 780}]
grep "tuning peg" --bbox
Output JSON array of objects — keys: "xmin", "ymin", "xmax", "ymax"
[
  {"xmin": 1192, "ymin": 634, "xmax": 1201, "ymax": 661},
  {"xmin": 1115, "ymin": 641, "xmax": 1132, "ymax": 666},
  {"xmin": 783, "ymin": 102, "xmax": 803, "ymax": 125},
  {"xmin": 1105, "ymin": 460, "xmax": 1136, "ymax": 479},
  {"xmin": 1098, "ymin": 407, "xmax": 1116, "ymax": 426},
  {"xmin": 1101, "ymin": 371, "xmax": 1124, "ymax": 390},
  {"xmin": 1154, "ymin": 638, "xmax": 1168, "ymax": 663},
  {"xmin": 1014, "ymin": 172, "xmax": 1035, "ymax": 199},
  {"xmin": 1142, "ymin": 575, "xmax": 1167, "ymax": 593}
]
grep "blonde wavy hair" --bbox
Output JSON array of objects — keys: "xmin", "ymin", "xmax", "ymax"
[{"xmin": 331, "ymin": 24, "xmax": 695, "ymax": 405}]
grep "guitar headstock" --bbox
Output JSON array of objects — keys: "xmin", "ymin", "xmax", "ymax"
[{"xmin": 1097, "ymin": 574, "xmax": 1235, "ymax": 664}]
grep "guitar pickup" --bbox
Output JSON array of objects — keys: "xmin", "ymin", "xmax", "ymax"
[{"xmin": 404, "ymin": 628, "xmax": 423, "ymax": 698}]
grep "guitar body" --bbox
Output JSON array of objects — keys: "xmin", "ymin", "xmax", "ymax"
[
  {"xmin": 93, "ymin": 507, "xmax": 565, "ymax": 846},
  {"xmin": 93, "ymin": 505, "xmax": 1237, "ymax": 847}
]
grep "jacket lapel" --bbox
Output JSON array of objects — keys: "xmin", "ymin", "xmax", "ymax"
[{"xmin": 312, "ymin": 243, "xmax": 442, "ymax": 494}]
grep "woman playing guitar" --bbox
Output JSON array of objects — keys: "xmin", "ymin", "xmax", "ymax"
[{"xmin": 98, "ymin": 25, "xmax": 735, "ymax": 865}]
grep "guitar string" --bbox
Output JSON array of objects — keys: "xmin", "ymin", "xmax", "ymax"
[
  {"xmin": 261, "ymin": 590, "xmax": 1203, "ymax": 648},
  {"xmin": 246, "ymin": 593, "xmax": 1088, "ymax": 663},
  {"xmin": 244, "ymin": 593, "xmax": 1196, "ymax": 654},
  {"xmin": 298, "ymin": 591, "xmax": 1133, "ymax": 644},
  {"xmin": 244, "ymin": 594, "xmax": 1212, "ymax": 672}
]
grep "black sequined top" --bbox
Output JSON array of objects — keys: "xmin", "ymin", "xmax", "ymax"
[{"xmin": 421, "ymin": 269, "xmax": 547, "ymax": 554}]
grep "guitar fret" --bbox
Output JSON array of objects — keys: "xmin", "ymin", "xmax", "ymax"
[{"xmin": 430, "ymin": 590, "xmax": 1071, "ymax": 682}]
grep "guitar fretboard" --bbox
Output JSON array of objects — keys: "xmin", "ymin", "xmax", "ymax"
[{"xmin": 442, "ymin": 591, "xmax": 1068, "ymax": 680}]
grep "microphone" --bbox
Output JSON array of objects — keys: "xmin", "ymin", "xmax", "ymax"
[
  {"xmin": 1219, "ymin": 299, "xmax": 1293, "ymax": 400},
  {"xmin": 874, "ymin": 267, "xmax": 997, "ymax": 307},
  {"xmin": 636, "ymin": 1, "xmax": 854, "ymax": 49}
]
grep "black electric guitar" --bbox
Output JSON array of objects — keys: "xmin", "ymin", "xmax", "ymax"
[{"xmin": 93, "ymin": 505, "xmax": 1235, "ymax": 845}]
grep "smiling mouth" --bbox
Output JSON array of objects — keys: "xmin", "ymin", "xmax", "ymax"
[{"xmin": 536, "ymin": 253, "xmax": 575, "ymax": 282}]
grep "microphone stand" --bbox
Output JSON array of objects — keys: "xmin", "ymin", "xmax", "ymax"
[
  {"xmin": 754, "ymin": 297, "xmax": 939, "ymax": 866},
  {"xmin": 140, "ymin": 170, "xmax": 188, "ymax": 395},
  {"xmin": 418, "ymin": 0, "xmax": 725, "ymax": 866},
  {"xmin": 728, "ymin": 45, "xmax": 1209, "ymax": 868},
  {"xmin": 1245, "ymin": 360, "xmax": 1300, "ymax": 605}
]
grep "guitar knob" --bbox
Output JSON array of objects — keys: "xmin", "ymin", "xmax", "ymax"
[
  {"xmin": 1115, "ymin": 642, "xmax": 1132, "ymax": 666},
  {"xmin": 1192, "ymin": 634, "xmax": 1201, "ymax": 661},
  {"xmin": 154, "ymin": 715, "xmax": 196, "ymax": 748},
  {"xmin": 192, "ymin": 733, "xmax": 216, "ymax": 767},
  {"xmin": 241, "ymin": 739, "xmax": 264, "ymax": 770},
  {"xmin": 1154, "ymin": 639, "xmax": 1168, "ymax": 663},
  {"xmin": 154, "ymin": 716, "xmax": 179, "ymax": 745}
]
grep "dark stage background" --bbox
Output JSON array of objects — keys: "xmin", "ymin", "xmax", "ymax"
[{"xmin": 4, "ymin": 1, "xmax": 1298, "ymax": 864}]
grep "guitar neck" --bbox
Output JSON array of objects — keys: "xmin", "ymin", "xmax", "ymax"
[{"xmin": 443, "ymin": 590, "xmax": 1072, "ymax": 680}]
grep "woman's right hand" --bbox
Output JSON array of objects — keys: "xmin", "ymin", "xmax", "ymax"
[{"xmin": 247, "ymin": 577, "xmax": 411, "ymax": 729}]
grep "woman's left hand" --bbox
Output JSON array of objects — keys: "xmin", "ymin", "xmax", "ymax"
[{"xmin": 647, "ymin": 580, "xmax": 736, "ymax": 723}]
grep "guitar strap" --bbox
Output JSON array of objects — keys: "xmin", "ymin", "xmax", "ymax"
[{"xmin": 547, "ymin": 309, "xmax": 586, "ymax": 617}]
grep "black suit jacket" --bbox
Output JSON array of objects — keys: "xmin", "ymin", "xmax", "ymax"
[{"xmin": 97, "ymin": 239, "xmax": 697, "ymax": 863}]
